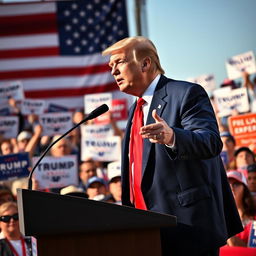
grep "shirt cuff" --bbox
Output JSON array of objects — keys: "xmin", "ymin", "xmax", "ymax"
[{"xmin": 165, "ymin": 132, "xmax": 176, "ymax": 149}]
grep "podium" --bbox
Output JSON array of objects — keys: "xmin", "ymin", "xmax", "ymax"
[{"xmin": 17, "ymin": 189, "xmax": 176, "ymax": 256}]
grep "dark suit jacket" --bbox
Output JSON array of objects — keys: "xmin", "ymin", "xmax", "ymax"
[{"xmin": 121, "ymin": 75, "xmax": 243, "ymax": 256}]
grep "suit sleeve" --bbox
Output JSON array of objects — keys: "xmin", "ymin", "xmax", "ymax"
[{"xmin": 168, "ymin": 83, "xmax": 222, "ymax": 160}]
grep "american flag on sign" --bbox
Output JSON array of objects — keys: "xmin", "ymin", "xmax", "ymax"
[{"xmin": 0, "ymin": 0, "xmax": 130, "ymax": 109}]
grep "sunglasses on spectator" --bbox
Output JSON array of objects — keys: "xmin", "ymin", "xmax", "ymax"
[{"xmin": 0, "ymin": 213, "xmax": 19, "ymax": 223}]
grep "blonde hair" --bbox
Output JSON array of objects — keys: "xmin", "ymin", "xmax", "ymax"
[
  {"xmin": 0, "ymin": 201, "xmax": 18, "ymax": 216},
  {"xmin": 102, "ymin": 36, "xmax": 165, "ymax": 74}
]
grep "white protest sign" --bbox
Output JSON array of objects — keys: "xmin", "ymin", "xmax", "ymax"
[
  {"xmin": 187, "ymin": 74, "xmax": 216, "ymax": 95},
  {"xmin": 39, "ymin": 112, "xmax": 73, "ymax": 136},
  {"xmin": 32, "ymin": 155, "xmax": 78, "ymax": 189},
  {"xmin": 84, "ymin": 93, "xmax": 112, "ymax": 114},
  {"xmin": 226, "ymin": 51, "xmax": 256, "ymax": 80},
  {"xmin": 81, "ymin": 136, "xmax": 121, "ymax": 162},
  {"xmin": 81, "ymin": 124, "xmax": 113, "ymax": 140},
  {"xmin": 0, "ymin": 81, "xmax": 24, "ymax": 105},
  {"xmin": 213, "ymin": 87, "xmax": 250, "ymax": 117},
  {"xmin": 0, "ymin": 116, "xmax": 19, "ymax": 139},
  {"xmin": 21, "ymin": 99, "xmax": 46, "ymax": 115}
]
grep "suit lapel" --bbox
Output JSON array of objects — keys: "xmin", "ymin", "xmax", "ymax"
[{"xmin": 142, "ymin": 75, "xmax": 168, "ymax": 177}]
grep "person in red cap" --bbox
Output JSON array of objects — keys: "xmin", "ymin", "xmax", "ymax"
[{"xmin": 227, "ymin": 170, "xmax": 256, "ymax": 247}]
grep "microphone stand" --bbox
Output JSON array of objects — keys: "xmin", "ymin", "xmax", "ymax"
[{"xmin": 27, "ymin": 104, "xmax": 109, "ymax": 190}]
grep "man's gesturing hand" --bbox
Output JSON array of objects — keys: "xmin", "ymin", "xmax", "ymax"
[{"xmin": 140, "ymin": 109, "xmax": 174, "ymax": 145}]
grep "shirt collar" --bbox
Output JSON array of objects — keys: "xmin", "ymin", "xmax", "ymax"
[{"xmin": 141, "ymin": 74, "xmax": 161, "ymax": 103}]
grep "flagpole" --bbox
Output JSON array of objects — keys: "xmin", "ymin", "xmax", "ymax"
[{"xmin": 134, "ymin": 0, "xmax": 148, "ymax": 36}]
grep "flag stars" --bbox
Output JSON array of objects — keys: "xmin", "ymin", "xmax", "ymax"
[
  {"xmin": 64, "ymin": 10, "xmax": 70, "ymax": 16},
  {"xmin": 95, "ymin": 11, "xmax": 100, "ymax": 17},
  {"xmin": 81, "ymin": 40, "xmax": 88, "ymax": 46},
  {"xmin": 117, "ymin": 16, "xmax": 122, "ymax": 22},
  {"xmin": 73, "ymin": 32, "xmax": 80, "ymax": 38},
  {"xmin": 88, "ymin": 18, "xmax": 94, "ymax": 24},
  {"xmin": 107, "ymin": 35, "xmax": 113, "ymax": 41},
  {"xmin": 74, "ymin": 46, "xmax": 81, "ymax": 53},
  {"xmin": 88, "ymin": 46, "xmax": 94, "ymax": 52},
  {"xmin": 80, "ymin": 25, "xmax": 86, "ymax": 31},
  {"xmin": 80, "ymin": 11, "xmax": 86, "ymax": 17},
  {"xmin": 72, "ymin": 18, "xmax": 79, "ymax": 24},
  {"xmin": 88, "ymin": 32, "xmax": 94, "ymax": 38},
  {"xmin": 72, "ymin": 3, "xmax": 78, "ymax": 10},
  {"xmin": 106, "ymin": 21, "xmax": 111, "ymax": 27},
  {"xmin": 66, "ymin": 39, "xmax": 73, "ymax": 45},
  {"xmin": 65, "ymin": 24, "xmax": 72, "ymax": 31},
  {"xmin": 87, "ymin": 4, "xmax": 93, "ymax": 10}
]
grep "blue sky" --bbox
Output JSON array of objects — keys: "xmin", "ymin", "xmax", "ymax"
[{"xmin": 127, "ymin": 0, "xmax": 256, "ymax": 87}]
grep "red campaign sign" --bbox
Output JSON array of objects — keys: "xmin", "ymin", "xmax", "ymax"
[
  {"xmin": 94, "ymin": 98, "xmax": 128, "ymax": 125},
  {"xmin": 111, "ymin": 98, "xmax": 128, "ymax": 121},
  {"xmin": 228, "ymin": 113, "xmax": 256, "ymax": 152}
]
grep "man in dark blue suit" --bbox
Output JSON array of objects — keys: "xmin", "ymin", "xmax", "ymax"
[{"xmin": 103, "ymin": 37, "xmax": 242, "ymax": 256}]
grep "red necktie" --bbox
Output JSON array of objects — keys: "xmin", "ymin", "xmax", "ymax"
[{"xmin": 129, "ymin": 98, "xmax": 147, "ymax": 210}]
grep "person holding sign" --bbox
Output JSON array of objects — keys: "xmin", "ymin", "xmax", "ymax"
[{"xmin": 103, "ymin": 36, "xmax": 243, "ymax": 256}]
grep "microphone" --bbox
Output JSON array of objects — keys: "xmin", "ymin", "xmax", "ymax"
[{"xmin": 27, "ymin": 104, "xmax": 109, "ymax": 190}]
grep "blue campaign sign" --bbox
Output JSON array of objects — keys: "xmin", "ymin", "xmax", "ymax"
[
  {"xmin": 248, "ymin": 221, "xmax": 256, "ymax": 248},
  {"xmin": 48, "ymin": 103, "xmax": 68, "ymax": 113},
  {"xmin": 0, "ymin": 152, "xmax": 30, "ymax": 181}
]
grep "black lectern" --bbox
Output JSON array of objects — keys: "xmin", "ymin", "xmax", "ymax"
[{"xmin": 17, "ymin": 189, "xmax": 176, "ymax": 256}]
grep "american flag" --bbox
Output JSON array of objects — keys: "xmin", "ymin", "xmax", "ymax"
[{"xmin": 0, "ymin": 0, "xmax": 129, "ymax": 110}]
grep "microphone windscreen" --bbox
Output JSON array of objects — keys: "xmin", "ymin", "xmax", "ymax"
[{"xmin": 86, "ymin": 104, "xmax": 109, "ymax": 120}]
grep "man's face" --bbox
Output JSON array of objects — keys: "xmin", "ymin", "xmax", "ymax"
[
  {"xmin": 221, "ymin": 137, "xmax": 235, "ymax": 152},
  {"xmin": 235, "ymin": 151, "xmax": 255, "ymax": 169},
  {"xmin": 86, "ymin": 182, "xmax": 107, "ymax": 199},
  {"xmin": 247, "ymin": 172, "xmax": 256, "ymax": 192},
  {"xmin": 79, "ymin": 162, "xmax": 97, "ymax": 183},
  {"xmin": 51, "ymin": 139, "xmax": 71, "ymax": 157},
  {"xmin": 1, "ymin": 142, "xmax": 13, "ymax": 155},
  {"xmin": 109, "ymin": 49, "xmax": 146, "ymax": 97}
]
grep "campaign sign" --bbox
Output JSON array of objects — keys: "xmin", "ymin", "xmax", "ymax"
[
  {"xmin": 248, "ymin": 221, "xmax": 256, "ymax": 248},
  {"xmin": 0, "ymin": 153, "xmax": 30, "ymax": 181},
  {"xmin": 228, "ymin": 113, "xmax": 256, "ymax": 151},
  {"xmin": 0, "ymin": 116, "xmax": 19, "ymax": 139},
  {"xmin": 32, "ymin": 155, "xmax": 78, "ymax": 189},
  {"xmin": 39, "ymin": 112, "xmax": 73, "ymax": 136},
  {"xmin": 21, "ymin": 99, "xmax": 46, "ymax": 115},
  {"xmin": 187, "ymin": 74, "xmax": 216, "ymax": 95},
  {"xmin": 84, "ymin": 92, "xmax": 112, "ymax": 114},
  {"xmin": 226, "ymin": 51, "xmax": 256, "ymax": 80},
  {"xmin": 0, "ymin": 107, "xmax": 10, "ymax": 116},
  {"xmin": 48, "ymin": 103, "xmax": 69, "ymax": 113},
  {"xmin": 213, "ymin": 87, "xmax": 249, "ymax": 117},
  {"xmin": 81, "ymin": 124, "xmax": 113, "ymax": 139},
  {"xmin": 84, "ymin": 93, "xmax": 112, "ymax": 124},
  {"xmin": 111, "ymin": 98, "xmax": 128, "ymax": 121},
  {"xmin": 81, "ymin": 136, "xmax": 121, "ymax": 162},
  {"xmin": 0, "ymin": 81, "xmax": 24, "ymax": 105}
]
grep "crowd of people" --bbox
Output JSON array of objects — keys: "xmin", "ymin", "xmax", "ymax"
[{"xmin": 0, "ymin": 68, "xmax": 256, "ymax": 254}]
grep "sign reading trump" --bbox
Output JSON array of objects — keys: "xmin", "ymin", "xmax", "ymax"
[
  {"xmin": 226, "ymin": 51, "xmax": 256, "ymax": 80},
  {"xmin": 0, "ymin": 153, "xmax": 30, "ymax": 181},
  {"xmin": 39, "ymin": 112, "xmax": 73, "ymax": 136},
  {"xmin": 81, "ymin": 136, "xmax": 121, "ymax": 162},
  {"xmin": 32, "ymin": 155, "xmax": 78, "ymax": 190}
]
